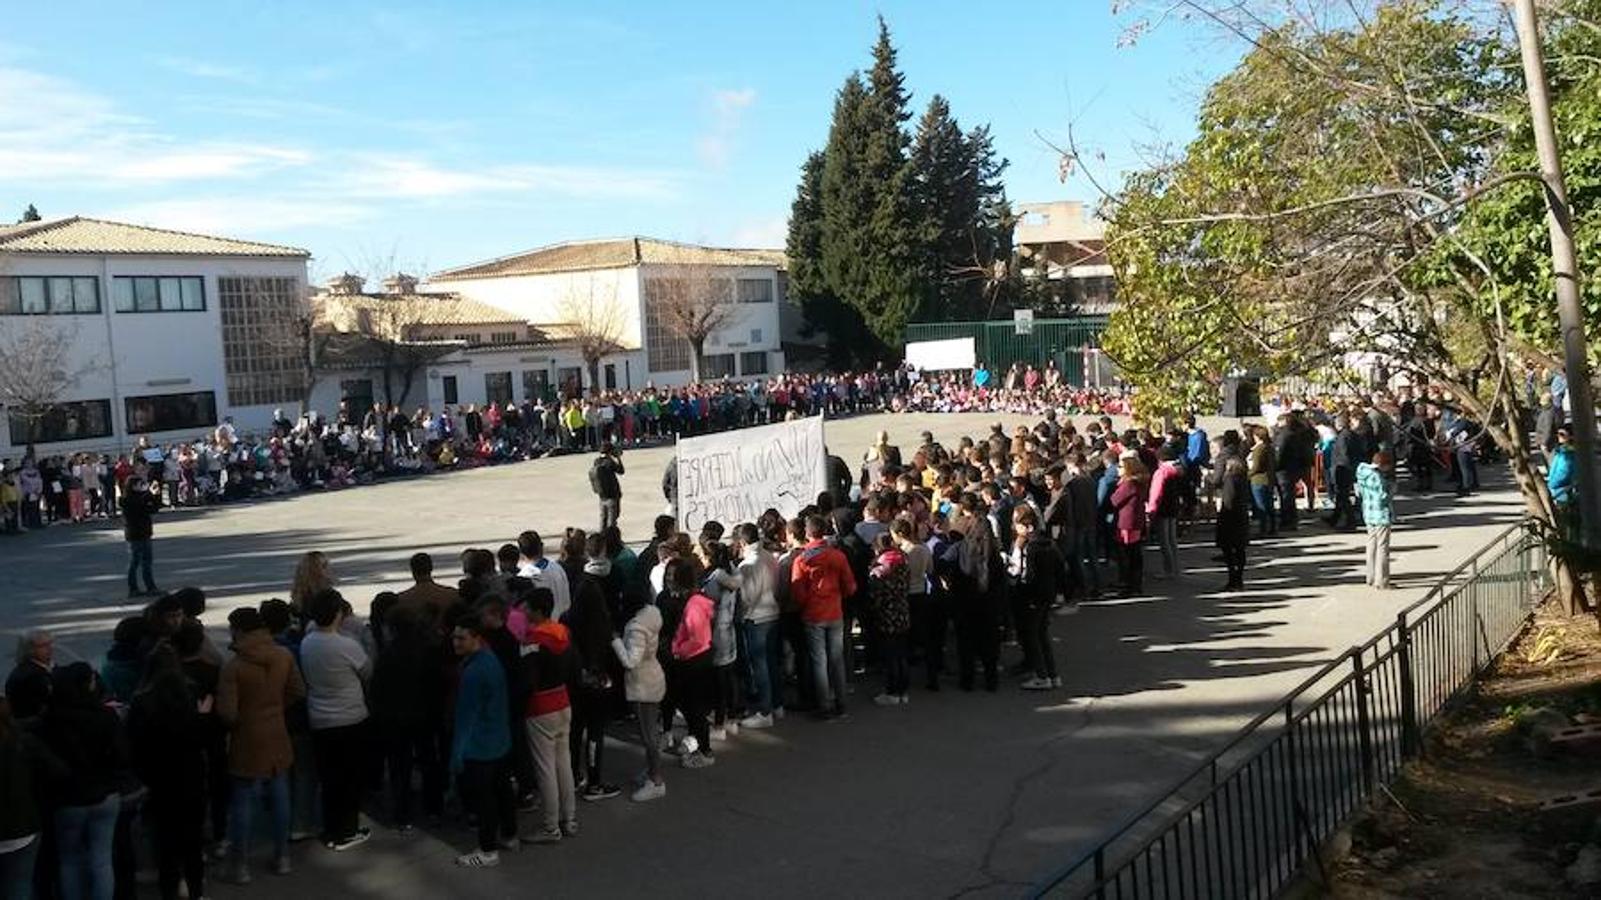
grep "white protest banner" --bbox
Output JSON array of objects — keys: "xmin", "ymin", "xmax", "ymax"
[
  {"xmin": 904, "ymin": 336, "xmax": 976, "ymax": 372},
  {"xmin": 676, "ymin": 415, "xmax": 827, "ymax": 532}
]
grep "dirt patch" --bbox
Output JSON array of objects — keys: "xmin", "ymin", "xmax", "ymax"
[{"xmin": 1331, "ymin": 602, "xmax": 1601, "ymax": 899}]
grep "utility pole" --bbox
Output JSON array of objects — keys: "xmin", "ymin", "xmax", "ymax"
[{"xmin": 1512, "ymin": 0, "xmax": 1601, "ymax": 548}]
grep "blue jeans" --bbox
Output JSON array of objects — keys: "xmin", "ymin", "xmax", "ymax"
[
  {"xmin": 738, "ymin": 620, "xmax": 782, "ymax": 715},
  {"xmin": 126, "ymin": 540, "xmax": 155, "ymax": 594},
  {"xmin": 0, "ymin": 837, "xmax": 38, "ymax": 900},
  {"xmin": 1252, "ymin": 483, "xmax": 1277, "ymax": 534},
  {"xmin": 55, "ymin": 793, "xmax": 119, "ymax": 900},
  {"xmin": 804, "ymin": 620, "xmax": 847, "ymax": 713},
  {"xmin": 228, "ymin": 773, "xmax": 290, "ymax": 865}
]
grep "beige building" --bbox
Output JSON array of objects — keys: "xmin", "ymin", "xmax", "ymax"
[
  {"xmin": 1013, "ymin": 200, "xmax": 1116, "ymax": 314},
  {"xmin": 427, "ymin": 236, "xmax": 787, "ymax": 386}
]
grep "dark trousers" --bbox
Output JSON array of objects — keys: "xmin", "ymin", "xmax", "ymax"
[
  {"xmin": 954, "ymin": 600, "xmax": 998, "ymax": 691},
  {"xmin": 569, "ymin": 685, "xmax": 609, "ymax": 786},
  {"xmin": 880, "ymin": 631, "xmax": 910, "ymax": 695},
  {"xmin": 385, "ymin": 723, "xmax": 443, "ymax": 826},
  {"xmin": 911, "ymin": 594, "xmax": 947, "ymax": 687},
  {"xmin": 459, "ymin": 757, "xmax": 516, "ymax": 853},
  {"xmin": 1220, "ymin": 541, "xmax": 1247, "ymax": 587},
  {"xmin": 127, "ymin": 540, "xmax": 155, "ymax": 593},
  {"xmin": 780, "ymin": 612, "xmax": 817, "ymax": 710},
  {"xmin": 1021, "ymin": 603, "xmax": 1056, "ymax": 680},
  {"xmin": 311, "ymin": 721, "xmax": 369, "ymax": 841},
  {"xmin": 599, "ymin": 497, "xmax": 620, "ymax": 532},
  {"xmin": 677, "ymin": 659, "xmax": 714, "ymax": 752},
  {"xmin": 1116, "ymin": 540, "xmax": 1145, "ymax": 594},
  {"xmin": 1276, "ymin": 471, "xmax": 1302, "ymax": 528},
  {"xmin": 1329, "ymin": 466, "xmax": 1356, "ymax": 528},
  {"xmin": 1008, "ymin": 591, "xmax": 1036, "ymax": 673},
  {"xmin": 713, "ymin": 662, "xmax": 738, "ymax": 727},
  {"xmin": 148, "ymin": 789, "xmax": 204, "ymax": 900},
  {"xmin": 508, "ymin": 693, "xmax": 535, "ymax": 798}
]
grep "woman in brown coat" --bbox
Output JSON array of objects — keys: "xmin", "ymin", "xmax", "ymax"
[{"xmin": 216, "ymin": 607, "xmax": 304, "ymax": 883}]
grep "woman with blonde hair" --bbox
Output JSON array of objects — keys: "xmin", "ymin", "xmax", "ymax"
[
  {"xmin": 1108, "ymin": 453, "xmax": 1150, "ymax": 597},
  {"xmin": 290, "ymin": 551, "xmax": 335, "ymax": 614}
]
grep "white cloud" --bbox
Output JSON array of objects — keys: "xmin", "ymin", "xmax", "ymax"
[
  {"xmin": 99, "ymin": 196, "xmax": 372, "ymax": 236},
  {"xmin": 697, "ymin": 87, "xmax": 757, "ymax": 169},
  {"xmin": 157, "ymin": 56, "xmax": 258, "ymax": 84},
  {"xmin": 730, "ymin": 216, "xmax": 788, "ymax": 248},
  {"xmin": 0, "ymin": 66, "xmax": 309, "ymax": 185}
]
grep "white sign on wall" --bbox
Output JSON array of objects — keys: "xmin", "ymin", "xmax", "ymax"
[
  {"xmin": 1014, "ymin": 308, "xmax": 1034, "ymax": 335},
  {"xmin": 904, "ymin": 337, "xmax": 977, "ymax": 372},
  {"xmin": 676, "ymin": 415, "xmax": 827, "ymax": 531}
]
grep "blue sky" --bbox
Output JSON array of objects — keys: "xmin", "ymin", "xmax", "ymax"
[{"xmin": 0, "ymin": 1, "xmax": 1234, "ymax": 280}]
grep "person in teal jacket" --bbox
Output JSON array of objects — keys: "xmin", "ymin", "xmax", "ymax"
[
  {"xmin": 1356, "ymin": 451, "xmax": 1395, "ymax": 590},
  {"xmin": 1547, "ymin": 425, "xmax": 1575, "ymax": 507},
  {"xmin": 450, "ymin": 617, "xmax": 513, "ymax": 868}
]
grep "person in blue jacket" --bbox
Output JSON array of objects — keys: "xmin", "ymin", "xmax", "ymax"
[
  {"xmin": 450, "ymin": 615, "xmax": 514, "ymax": 868},
  {"xmin": 1547, "ymin": 425, "xmax": 1576, "ymax": 535}
]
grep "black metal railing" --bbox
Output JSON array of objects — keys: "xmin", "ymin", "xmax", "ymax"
[{"xmin": 1029, "ymin": 522, "xmax": 1549, "ymax": 899}]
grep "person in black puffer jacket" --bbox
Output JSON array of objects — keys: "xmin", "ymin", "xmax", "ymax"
[
  {"xmin": 369, "ymin": 605, "xmax": 446, "ymax": 831},
  {"xmin": 128, "ymin": 646, "xmax": 208, "ymax": 900},
  {"xmin": 39, "ymin": 662, "xmax": 128, "ymax": 900}
]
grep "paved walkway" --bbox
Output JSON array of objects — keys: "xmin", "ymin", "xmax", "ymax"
[{"xmin": 0, "ymin": 412, "xmax": 1525, "ymax": 898}]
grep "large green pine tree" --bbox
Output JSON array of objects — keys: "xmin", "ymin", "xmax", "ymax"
[{"xmin": 789, "ymin": 16, "xmax": 1015, "ymax": 361}]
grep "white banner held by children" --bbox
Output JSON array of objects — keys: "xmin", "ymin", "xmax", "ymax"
[
  {"xmin": 676, "ymin": 415, "xmax": 827, "ymax": 532},
  {"xmin": 904, "ymin": 336, "xmax": 976, "ymax": 372}
]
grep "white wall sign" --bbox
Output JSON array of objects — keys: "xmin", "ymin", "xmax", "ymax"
[
  {"xmin": 676, "ymin": 415, "xmax": 827, "ymax": 531},
  {"xmin": 904, "ymin": 337, "xmax": 976, "ymax": 372}
]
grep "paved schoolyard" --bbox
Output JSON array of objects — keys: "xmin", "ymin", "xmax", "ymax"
[{"xmin": 0, "ymin": 412, "xmax": 1525, "ymax": 898}]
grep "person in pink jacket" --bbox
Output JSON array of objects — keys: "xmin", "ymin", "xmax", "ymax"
[{"xmin": 1146, "ymin": 446, "xmax": 1185, "ymax": 579}]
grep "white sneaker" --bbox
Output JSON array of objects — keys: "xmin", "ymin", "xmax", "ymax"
[
  {"xmin": 773, "ymin": 706, "xmax": 786, "ymax": 720},
  {"xmin": 709, "ymin": 726, "xmax": 727, "ymax": 742},
  {"xmin": 630, "ymin": 780, "xmax": 666, "ymax": 802},
  {"xmin": 456, "ymin": 849, "xmax": 500, "ymax": 868},
  {"xmin": 725, "ymin": 720, "xmax": 739, "ymax": 736},
  {"xmin": 1021, "ymin": 677, "xmax": 1053, "ymax": 691},
  {"xmin": 739, "ymin": 712, "xmax": 774, "ymax": 729},
  {"xmin": 873, "ymin": 693, "xmax": 902, "ymax": 706}
]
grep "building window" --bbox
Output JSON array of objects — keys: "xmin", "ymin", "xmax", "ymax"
[
  {"xmin": 218, "ymin": 277, "xmax": 304, "ymax": 407},
  {"xmin": 736, "ymin": 278, "xmax": 773, "ymax": 304},
  {"xmin": 113, "ymin": 276, "xmax": 205, "ymax": 313},
  {"xmin": 701, "ymin": 353, "xmax": 736, "ymax": 379},
  {"xmin": 489, "ymin": 331, "xmax": 519, "ymax": 344},
  {"xmin": 749, "ymin": 327, "xmax": 763, "ymax": 344},
  {"xmin": 125, "ymin": 391, "xmax": 217, "ymax": 435},
  {"xmin": 7, "ymin": 399, "xmax": 113, "ymax": 445},
  {"xmin": 485, "ymin": 371, "xmax": 512, "ymax": 406},
  {"xmin": 522, "ymin": 370, "xmax": 550, "ymax": 402},
  {"xmin": 643, "ymin": 280, "xmax": 692, "ymax": 372},
  {"xmin": 453, "ymin": 333, "xmax": 478, "ymax": 343},
  {"xmin": 441, "ymin": 375, "xmax": 459, "ymax": 405},
  {"xmin": 1, "ymin": 276, "xmax": 100, "ymax": 315},
  {"xmin": 739, "ymin": 351, "xmax": 769, "ymax": 376},
  {"xmin": 557, "ymin": 366, "xmax": 583, "ymax": 399},
  {"xmin": 604, "ymin": 363, "xmax": 617, "ymax": 390}
]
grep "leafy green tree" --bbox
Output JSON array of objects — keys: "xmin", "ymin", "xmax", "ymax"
[{"xmin": 19, "ymin": 204, "xmax": 40, "ymax": 223}]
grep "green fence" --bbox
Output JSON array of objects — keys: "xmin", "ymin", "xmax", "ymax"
[{"xmin": 904, "ymin": 316, "xmax": 1108, "ymax": 383}]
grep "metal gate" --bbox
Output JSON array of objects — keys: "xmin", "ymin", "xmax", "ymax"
[{"xmin": 904, "ymin": 316, "xmax": 1108, "ymax": 383}]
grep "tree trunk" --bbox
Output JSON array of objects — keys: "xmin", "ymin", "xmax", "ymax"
[
  {"xmin": 689, "ymin": 338, "xmax": 705, "ymax": 382},
  {"xmin": 587, "ymin": 357, "xmax": 601, "ymax": 395}
]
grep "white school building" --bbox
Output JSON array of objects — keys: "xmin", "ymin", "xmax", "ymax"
[{"xmin": 0, "ymin": 217, "xmax": 311, "ymax": 459}]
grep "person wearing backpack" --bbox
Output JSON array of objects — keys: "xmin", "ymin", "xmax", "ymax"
[{"xmin": 589, "ymin": 442, "xmax": 625, "ymax": 532}]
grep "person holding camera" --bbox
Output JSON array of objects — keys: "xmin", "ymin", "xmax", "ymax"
[
  {"xmin": 589, "ymin": 442, "xmax": 625, "ymax": 532},
  {"xmin": 124, "ymin": 476, "xmax": 161, "ymax": 599}
]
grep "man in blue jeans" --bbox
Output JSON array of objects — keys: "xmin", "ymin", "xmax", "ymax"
[
  {"xmin": 122, "ymin": 477, "xmax": 160, "ymax": 599},
  {"xmin": 732, "ymin": 524, "xmax": 782, "ymax": 728},
  {"xmin": 790, "ymin": 515, "xmax": 857, "ymax": 720}
]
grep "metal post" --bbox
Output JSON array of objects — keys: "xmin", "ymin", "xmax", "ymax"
[
  {"xmin": 1351, "ymin": 647, "xmax": 1375, "ymax": 794},
  {"xmin": 1396, "ymin": 612, "xmax": 1419, "ymax": 759},
  {"xmin": 1512, "ymin": 0, "xmax": 1601, "ymax": 549},
  {"xmin": 1093, "ymin": 847, "xmax": 1106, "ymax": 900}
]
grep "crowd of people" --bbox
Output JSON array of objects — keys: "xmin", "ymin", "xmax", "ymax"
[
  {"xmin": 0, "ymin": 365, "xmax": 1134, "ymax": 538},
  {"xmin": 6, "ymin": 363, "xmax": 1578, "ymax": 898}
]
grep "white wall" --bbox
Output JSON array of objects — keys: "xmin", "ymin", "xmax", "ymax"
[
  {"xmin": 636, "ymin": 263, "xmax": 784, "ymax": 387},
  {"xmin": 0, "ymin": 252, "xmax": 307, "ymax": 457},
  {"xmin": 426, "ymin": 268, "xmax": 644, "ymax": 349}
]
